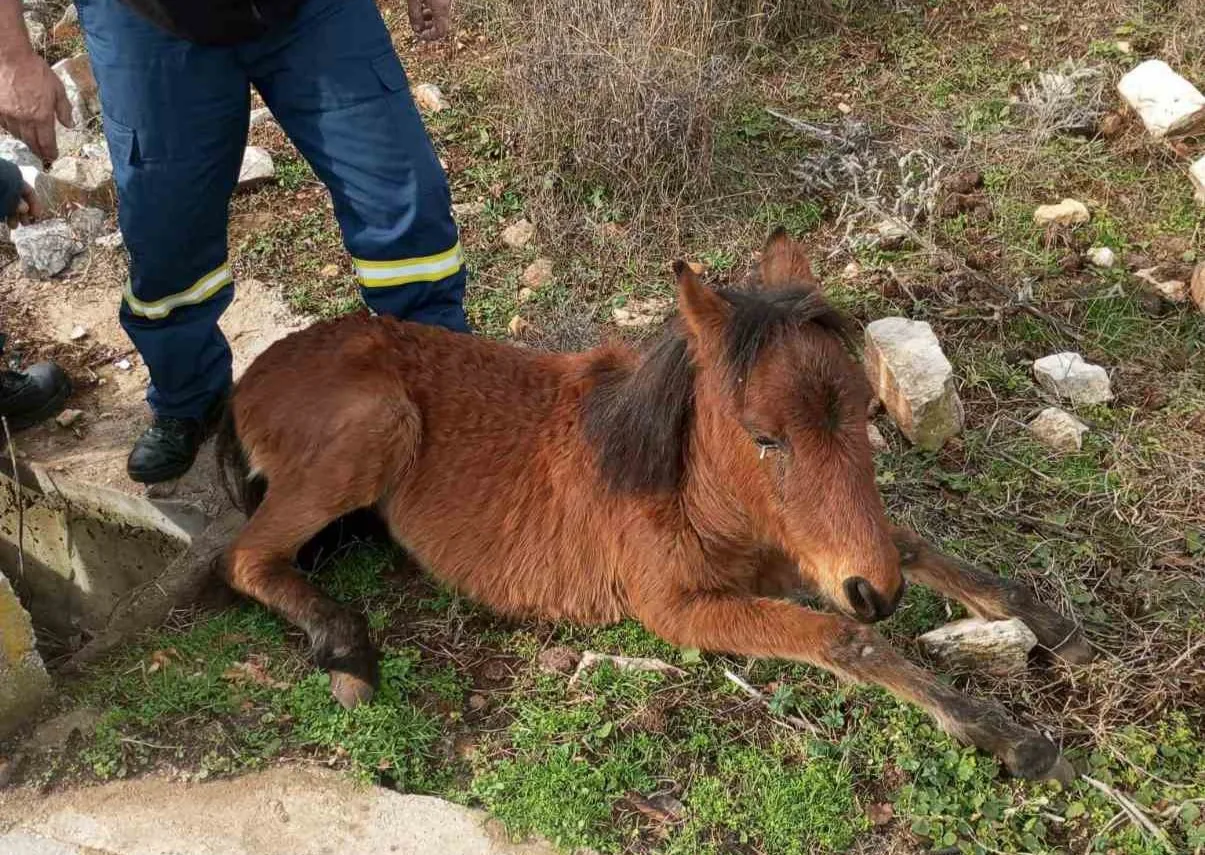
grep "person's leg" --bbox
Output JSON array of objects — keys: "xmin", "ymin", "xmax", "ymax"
[
  {"xmin": 76, "ymin": 0, "xmax": 251, "ymax": 481},
  {"xmin": 244, "ymin": 0, "xmax": 468, "ymax": 332}
]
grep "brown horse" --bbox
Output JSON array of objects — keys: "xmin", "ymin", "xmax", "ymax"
[{"xmin": 216, "ymin": 229, "xmax": 1091, "ymax": 781}]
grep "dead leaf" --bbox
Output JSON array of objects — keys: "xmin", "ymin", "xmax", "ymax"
[
  {"xmin": 146, "ymin": 648, "xmax": 180, "ymax": 674},
  {"xmin": 222, "ymin": 656, "xmax": 290, "ymax": 690},
  {"xmin": 867, "ymin": 802, "xmax": 895, "ymax": 826}
]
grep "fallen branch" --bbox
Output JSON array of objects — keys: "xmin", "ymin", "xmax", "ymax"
[
  {"xmin": 1081, "ymin": 775, "xmax": 1173, "ymax": 850},
  {"xmin": 723, "ymin": 669, "xmax": 820, "ymax": 736}
]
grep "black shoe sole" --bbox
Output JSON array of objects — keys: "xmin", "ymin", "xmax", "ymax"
[
  {"xmin": 1, "ymin": 378, "xmax": 72, "ymax": 433},
  {"xmin": 127, "ymin": 455, "xmax": 199, "ymax": 485}
]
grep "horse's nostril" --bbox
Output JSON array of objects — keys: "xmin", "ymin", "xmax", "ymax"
[{"xmin": 844, "ymin": 576, "xmax": 881, "ymax": 622}]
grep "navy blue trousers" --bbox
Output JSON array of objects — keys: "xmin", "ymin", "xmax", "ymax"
[{"xmin": 77, "ymin": 0, "xmax": 468, "ymax": 419}]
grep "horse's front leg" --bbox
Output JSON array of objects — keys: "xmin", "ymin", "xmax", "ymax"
[
  {"xmin": 891, "ymin": 527, "xmax": 1095, "ymax": 664},
  {"xmin": 635, "ymin": 592, "xmax": 1072, "ymax": 782}
]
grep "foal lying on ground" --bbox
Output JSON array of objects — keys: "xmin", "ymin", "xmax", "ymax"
[{"xmin": 217, "ymin": 230, "xmax": 1092, "ymax": 782}]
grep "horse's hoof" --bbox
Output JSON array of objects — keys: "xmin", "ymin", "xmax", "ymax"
[
  {"xmin": 1005, "ymin": 734, "xmax": 1073, "ymax": 783},
  {"xmin": 331, "ymin": 671, "xmax": 376, "ymax": 709},
  {"xmin": 1049, "ymin": 633, "xmax": 1096, "ymax": 666}
]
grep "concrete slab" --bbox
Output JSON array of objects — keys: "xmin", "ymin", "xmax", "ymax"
[
  {"xmin": 0, "ymin": 766, "xmax": 558, "ymax": 855},
  {"xmin": 0, "ymin": 568, "xmax": 51, "ymax": 739}
]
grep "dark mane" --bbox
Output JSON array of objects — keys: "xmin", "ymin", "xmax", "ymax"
[{"xmin": 583, "ymin": 287, "xmax": 854, "ymax": 494}]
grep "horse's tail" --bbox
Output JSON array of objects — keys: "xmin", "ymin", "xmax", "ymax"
[{"xmin": 215, "ymin": 396, "xmax": 267, "ymax": 516}]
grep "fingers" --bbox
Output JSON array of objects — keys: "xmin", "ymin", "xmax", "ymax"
[{"xmin": 19, "ymin": 186, "xmax": 41, "ymax": 221}]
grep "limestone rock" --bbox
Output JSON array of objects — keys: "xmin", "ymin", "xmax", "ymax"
[
  {"xmin": 12, "ymin": 219, "xmax": 83, "ymax": 278},
  {"xmin": 0, "ymin": 137, "xmax": 42, "ymax": 169},
  {"xmin": 80, "ymin": 141, "xmax": 109, "ymax": 162},
  {"xmin": 67, "ymin": 206, "xmax": 106, "ymax": 242},
  {"xmin": 1135, "ymin": 266, "xmax": 1188, "ymax": 303},
  {"xmin": 52, "ymin": 55, "xmax": 100, "ymax": 129},
  {"xmin": 1028, "ymin": 407, "xmax": 1088, "ymax": 453},
  {"xmin": 24, "ymin": 15, "xmax": 46, "ymax": 51},
  {"xmin": 1086, "ymin": 246, "xmax": 1116, "ymax": 268},
  {"xmin": 413, "ymin": 83, "xmax": 449, "ymax": 113},
  {"xmin": 1190, "ymin": 263, "xmax": 1205, "ymax": 313},
  {"xmin": 51, "ymin": 4, "xmax": 80, "ymax": 41},
  {"xmin": 919, "ymin": 618, "xmax": 1038, "ymax": 676},
  {"xmin": 1032, "ymin": 352, "xmax": 1113, "ymax": 404},
  {"xmin": 48, "ymin": 156, "xmax": 115, "ymax": 208},
  {"xmin": 248, "ymin": 107, "xmax": 275, "ymax": 129},
  {"xmin": 612, "ymin": 296, "xmax": 673, "ymax": 328},
  {"xmin": 501, "ymin": 218, "xmax": 535, "ymax": 249},
  {"xmin": 0, "ymin": 569, "xmax": 52, "ymax": 740},
  {"xmin": 1192, "ymin": 156, "xmax": 1205, "ymax": 205},
  {"xmin": 522, "ymin": 257, "xmax": 554, "ymax": 290},
  {"xmin": 1033, "ymin": 198, "xmax": 1090, "ymax": 226},
  {"xmin": 1117, "ymin": 59, "xmax": 1205, "ymax": 139},
  {"xmin": 237, "ymin": 146, "xmax": 275, "ymax": 190},
  {"xmin": 864, "ymin": 317, "xmax": 964, "ymax": 451},
  {"xmin": 95, "ymin": 230, "xmax": 123, "ymax": 250}
]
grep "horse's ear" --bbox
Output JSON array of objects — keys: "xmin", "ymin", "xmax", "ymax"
[
  {"xmin": 760, "ymin": 226, "xmax": 818, "ymax": 291},
  {"xmin": 674, "ymin": 260, "xmax": 729, "ymax": 344}
]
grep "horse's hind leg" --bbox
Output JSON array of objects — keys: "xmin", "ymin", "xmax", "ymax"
[
  {"xmin": 892, "ymin": 527, "xmax": 1094, "ymax": 664},
  {"xmin": 223, "ymin": 490, "xmax": 381, "ymax": 709}
]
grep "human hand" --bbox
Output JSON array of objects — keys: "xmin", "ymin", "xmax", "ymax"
[
  {"xmin": 407, "ymin": 0, "xmax": 451, "ymax": 41},
  {"xmin": 6, "ymin": 181, "xmax": 41, "ymax": 228},
  {"xmin": 0, "ymin": 49, "xmax": 73, "ymax": 163}
]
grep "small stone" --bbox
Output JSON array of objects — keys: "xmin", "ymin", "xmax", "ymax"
[
  {"xmin": 836, "ymin": 101, "xmax": 853, "ymax": 114},
  {"xmin": 52, "ymin": 54, "xmax": 100, "ymax": 129},
  {"xmin": 1032, "ymin": 352, "xmax": 1113, "ymax": 404},
  {"xmin": 319, "ymin": 263, "xmax": 340, "ymax": 278},
  {"xmin": 1097, "ymin": 112, "xmax": 1124, "ymax": 138},
  {"xmin": 501, "ymin": 218, "xmax": 535, "ymax": 249},
  {"xmin": 1085, "ymin": 246, "xmax": 1117, "ymax": 268},
  {"xmin": 1117, "ymin": 59, "xmax": 1205, "ymax": 139},
  {"xmin": 863, "ymin": 317, "xmax": 964, "ymax": 451},
  {"xmin": 507, "ymin": 315, "xmax": 530, "ymax": 338},
  {"xmin": 918, "ymin": 618, "xmax": 1038, "ymax": 676},
  {"xmin": 1191, "ymin": 156, "xmax": 1205, "ymax": 205},
  {"xmin": 80, "ymin": 141, "xmax": 109, "ymax": 162},
  {"xmin": 51, "ymin": 4, "xmax": 80, "ymax": 41},
  {"xmin": 1033, "ymin": 198, "xmax": 1090, "ymax": 226},
  {"xmin": 536, "ymin": 646, "xmax": 580, "ymax": 674},
  {"xmin": 237, "ymin": 147, "xmax": 275, "ymax": 190},
  {"xmin": 0, "ymin": 137, "xmax": 42, "ymax": 169},
  {"xmin": 69, "ymin": 324, "xmax": 87, "ymax": 341},
  {"xmin": 1135, "ymin": 267, "xmax": 1188, "ymax": 303},
  {"xmin": 612, "ymin": 296, "xmax": 673, "ymax": 329},
  {"xmin": 413, "ymin": 83, "xmax": 449, "ymax": 113},
  {"xmin": 516, "ymin": 287, "xmax": 534, "ymax": 303},
  {"xmin": 248, "ymin": 107, "xmax": 275, "ymax": 129},
  {"xmin": 115, "ymin": 358, "xmax": 132, "ymax": 370},
  {"xmin": 452, "ymin": 200, "xmax": 486, "ymax": 218},
  {"xmin": 48, "ymin": 156, "xmax": 115, "ymax": 208},
  {"xmin": 1114, "ymin": 40, "xmax": 1132, "ymax": 54},
  {"xmin": 95, "ymin": 230, "xmax": 123, "ymax": 250},
  {"xmin": 841, "ymin": 261, "xmax": 862, "ymax": 280},
  {"xmin": 521, "ymin": 257, "xmax": 554, "ymax": 290},
  {"xmin": 1191, "ymin": 263, "xmax": 1205, "ymax": 313},
  {"xmin": 1028, "ymin": 407, "xmax": 1088, "ymax": 453},
  {"xmin": 55, "ymin": 409, "xmax": 83, "ymax": 428},
  {"xmin": 67, "ymin": 206, "xmax": 107, "ymax": 242},
  {"xmin": 866, "ymin": 423, "xmax": 889, "ymax": 452},
  {"xmin": 12, "ymin": 219, "xmax": 82, "ymax": 278}
]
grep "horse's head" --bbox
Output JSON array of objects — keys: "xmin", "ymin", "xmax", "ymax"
[{"xmin": 676, "ymin": 229, "xmax": 903, "ymax": 622}]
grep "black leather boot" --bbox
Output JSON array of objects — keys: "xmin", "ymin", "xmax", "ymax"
[{"xmin": 0, "ymin": 337, "xmax": 72, "ymax": 432}]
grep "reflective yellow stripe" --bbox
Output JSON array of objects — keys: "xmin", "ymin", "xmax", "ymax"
[
  {"xmin": 353, "ymin": 242, "xmax": 464, "ymax": 288},
  {"xmin": 124, "ymin": 264, "xmax": 233, "ymax": 320}
]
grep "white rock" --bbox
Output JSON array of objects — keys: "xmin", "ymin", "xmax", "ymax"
[
  {"xmin": 248, "ymin": 107, "xmax": 275, "ymax": 129},
  {"xmin": 413, "ymin": 83, "xmax": 450, "ymax": 113},
  {"xmin": 115, "ymin": 358, "xmax": 132, "ymax": 371},
  {"xmin": 1117, "ymin": 59, "xmax": 1205, "ymax": 138},
  {"xmin": 1086, "ymin": 246, "xmax": 1116, "ymax": 268},
  {"xmin": 841, "ymin": 261, "xmax": 862, "ymax": 280},
  {"xmin": 48, "ymin": 156, "xmax": 114, "ymax": 207},
  {"xmin": 55, "ymin": 123, "xmax": 90, "ymax": 158},
  {"xmin": 863, "ymin": 317, "xmax": 964, "ymax": 451},
  {"xmin": 67, "ymin": 206, "xmax": 106, "ymax": 242},
  {"xmin": 237, "ymin": 146, "xmax": 275, "ymax": 190},
  {"xmin": 95, "ymin": 230, "xmax": 123, "ymax": 250},
  {"xmin": 80, "ymin": 140, "xmax": 109, "ymax": 162},
  {"xmin": 1033, "ymin": 198, "xmax": 1090, "ymax": 226},
  {"xmin": 24, "ymin": 16, "xmax": 46, "ymax": 51},
  {"xmin": 1192, "ymin": 156, "xmax": 1205, "ymax": 205},
  {"xmin": 0, "ymin": 136, "xmax": 42, "ymax": 169},
  {"xmin": 612, "ymin": 296, "xmax": 673, "ymax": 328},
  {"xmin": 55, "ymin": 408, "xmax": 83, "ymax": 428},
  {"xmin": 1135, "ymin": 267, "xmax": 1187, "ymax": 303},
  {"xmin": 866, "ymin": 423, "xmax": 889, "ymax": 452},
  {"xmin": 1114, "ymin": 40, "xmax": 1132, "ymax": 55},
  {"xmin": 919, "ymin": 618, "xmax": 1038, "ymax": 676},
  {"xmin": 501, "ymin": 218, "xmax": 535, "ymax": 249},
  {"xmin": 1033, "ymin": 352, "xmax": 1113, "ymax": 404},
  {"xmin": 1028, "ymin": 407, "xmax": 1089, "ymax": 453},
  {"xmin": 69, "ymin": 324, "xmax": 87, "ymax": 341},
  {"xmin": 12, "ymin": 219, "xmax": 83, "ymax": 278},
  {"xmin": 1192, "ymin": 263, "xmax": 1205, "ymax": 313},
  {"xmin": 52, "ymin": 54, "xmax": 100, "ymax": 129}
]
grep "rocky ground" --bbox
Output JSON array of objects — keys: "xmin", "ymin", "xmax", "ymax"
[{"xmin": 2, "ymin": 0, "xmax": 1203, "ymax": 853}]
